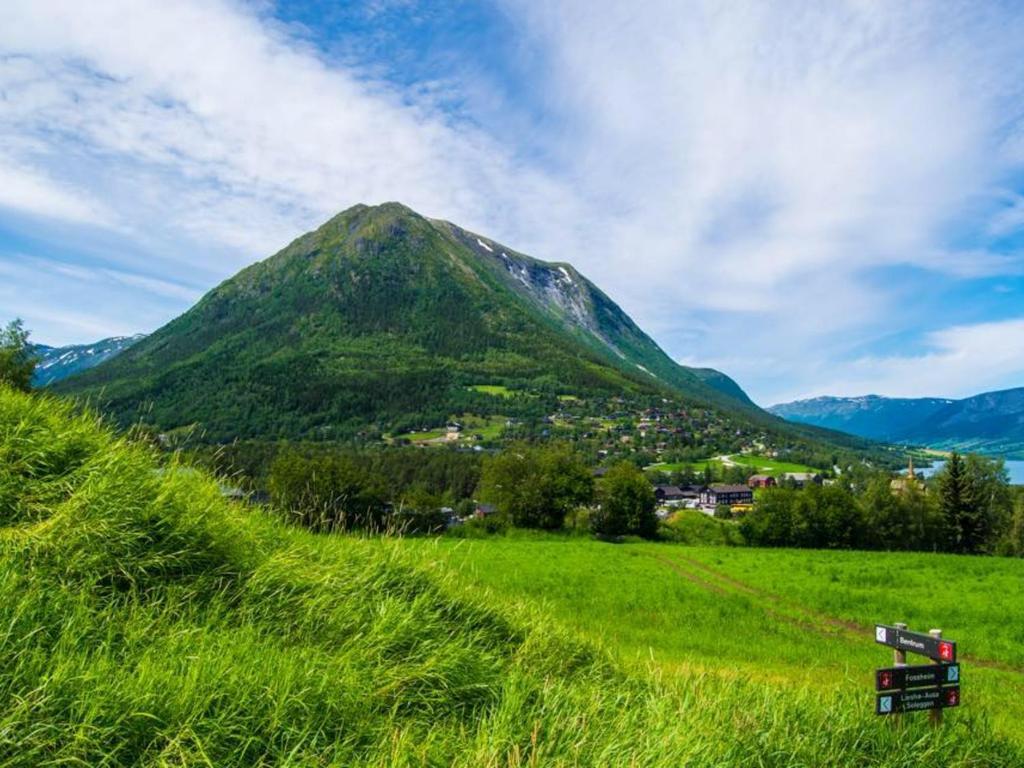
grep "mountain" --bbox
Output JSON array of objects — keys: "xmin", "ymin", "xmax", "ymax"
[
  {"xmin": 56, "ymin": 202, "xmax": 758, "ymax": 441},
  {"xmin": 770, "ymin": 388, "xmax": 1024, "ymax": 458},
  {"xmin": 768, "ymin": 395, "xmax": 954, "ymax": 442},
  {"xmin": 31, "ymin": 335, "xmax": 145, "ymax": 386}
]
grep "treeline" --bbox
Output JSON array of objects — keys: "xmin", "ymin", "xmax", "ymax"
[
  {"xmin": 264, "ymin": 446, "xmax": 484, "ymax": 533},
  {"xmin": 741, "ymin": 453, "xmax": 1024, "ymax": 555},
  {"xmin": 265, "ymin": 441, "xmax": 660, "ymax": 540}
]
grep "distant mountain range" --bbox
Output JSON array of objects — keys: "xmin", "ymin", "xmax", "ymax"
[
  {"xmin": 31, "ymin": 335, "xmax": 146, "ymax": 386},
  {"xmin": 770, "ymin": 388, "xmax": 1024, "ymax": 458},
  {"xmin": 54, "ymin": 202, "xmax": 781, "ymax": 442}
]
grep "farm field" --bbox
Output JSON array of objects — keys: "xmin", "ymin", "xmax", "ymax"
[
  {"xmin": 649, "ymin": 454, "xmax": 822, "ymax": 475},
  {"xmin": 405, "ymin": 538, "xmax": 1024, "ymax": 743},
  {"xmin": 467, "ymin": 384, "xmax": 517, "ymax": 398},
  {"xmin": 390, "ymin": 413, "xmax": 508, "ymax": 443},
  {"xmin": 725, "ymin": 453, "xmax": 824, "ymax": 473}
]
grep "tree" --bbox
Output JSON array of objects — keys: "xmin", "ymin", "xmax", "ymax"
[
  {"xmin": 803, "ymin": 483, "xmax": 865, "ymax": 549},
  {"xmin": 938, "ymin": 453, "xmax": 975, "ymax": 553},
  {"xmin": 591, "ymin": 461, "xmax": 657, "ymax": 538},
  {"xmin": 860, "ymin": 477, "xmax": 940, "ymax": 551},
  {"xmin": 268, "ymin": 451, "xmax": 388, "ymax": 532},
  {"xmin": 479, "ymin": 442, "xmax": 593, "ymax": 530},
  {"xmin": 740, "ymin": 487, "xmax": 800, "ymax": 547},
  {"xmin": 935, "ymin": 452, "xmax": 1011, "ymax": 554},
  {"xmin": 1000, "ymin": 491, "xmax": 1024, "ymax": 557},
  {"xmin": 0, "ymin": 319, "xmax": 35, "ymax": 392},
  {"xmin": 963, "ymin": 454, "xmax": 1012, "ymax": 553}
]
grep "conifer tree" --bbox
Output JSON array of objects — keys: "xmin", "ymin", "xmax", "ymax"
[{"xmin": 939, "ymin": 452, "xmax": 974, "ymax": 553}]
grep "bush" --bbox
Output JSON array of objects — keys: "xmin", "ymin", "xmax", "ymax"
[{"xmin": 660, "ymin": 509, "xmax": 744, "ymax": 546}]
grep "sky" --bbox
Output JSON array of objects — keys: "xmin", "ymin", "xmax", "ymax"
[{"xmin": 2, "ymin": 0, "xmax": 1024, "ymax": 406}]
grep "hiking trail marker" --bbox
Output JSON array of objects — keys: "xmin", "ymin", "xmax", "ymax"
[{"xmin": 874, "ymin": 623, "xmax": 960, "ymax": 724}]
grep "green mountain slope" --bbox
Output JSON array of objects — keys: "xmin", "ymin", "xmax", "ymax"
[{"xmin": 57, "ymin": 203, "xmax": 754, "ymax": 440}]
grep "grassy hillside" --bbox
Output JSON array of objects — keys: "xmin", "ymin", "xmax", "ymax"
[{"xmin": 2, "ymin": 385, "xmax": 1020, "ymax": 766}]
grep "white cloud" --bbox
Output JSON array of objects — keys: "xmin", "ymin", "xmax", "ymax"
[
  {"xmin": 0, "ymin": 253, "xmax": 200, "ymax": 344},
  {"xmin": 0, "ymin": 155, "xmax": 113, "ymax": 226},
  {"xmin": 813, "ymin": 318, "xmax": 1024, "ymax": 399}
]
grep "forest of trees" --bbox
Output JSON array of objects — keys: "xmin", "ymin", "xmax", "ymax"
[{"xmin": 265, "ymin": 446, "xmax": 484, "ymax": 533}]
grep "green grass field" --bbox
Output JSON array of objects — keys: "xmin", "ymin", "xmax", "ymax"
[
  {"xmin": 3, "ymin": 385, "xmax": 1022, "ymax": 766},
  {"xmin": 405, "ymin": 538, "xmax": 1024, "ymax": 744},
  {"xmin": 650, "ymin": 454, "xmax": 822, "ymax": 475},
  {"xmin": 391, "ymin": 414, "xmax": 508, "ymax": 443},
  {"xmin": 726, "ymin": 454, "xmax": 823, "ymax": 473},
  {"xmin": 467, "ymin": 384, "xmax": 516, "ymax": 398}
]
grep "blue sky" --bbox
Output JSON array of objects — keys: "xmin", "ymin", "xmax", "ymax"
[{"xmin": 2, "ymin": 1, "xmax": 1024, "ymax": 405}]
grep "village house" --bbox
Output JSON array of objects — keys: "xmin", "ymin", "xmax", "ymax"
[
  {"xmin": 653, "ymin": 485, "xmax": 684, "ymax": 505},
  {"xmin": 651, "ymin": 483, "xmax": 702, "ymax": 507},
  {"xmin": 747, "ymin": 474, "xmax": 776, "ymax": 489},
  {"xmin": 699, "ymin": 484, "xmax": 754, "ymax": 508}
]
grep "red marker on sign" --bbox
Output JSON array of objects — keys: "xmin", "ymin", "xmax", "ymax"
[{"xmin": 939, "ymin": 641, "xmax": 954, "ymax": 662}]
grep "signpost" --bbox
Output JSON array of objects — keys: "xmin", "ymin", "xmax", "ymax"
[
  {"xmin": 874, "ymin": 624, "xmax": 956, "ymax": 662},
  {"xmin": 876, "ymin": 685, "xmax": 960, "ymax": 715},
  {"xmin": 873, "ymin": 624, "xmax": 960, "ymax": 724},
  {"xmin": 876, "ymin": 663, "xmax": 959, "ymax": 691}
]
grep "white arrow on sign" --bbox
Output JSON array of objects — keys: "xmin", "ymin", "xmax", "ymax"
[{"xmin": 876, "ymin": 626, "xmax": 887, "ymax": 643}]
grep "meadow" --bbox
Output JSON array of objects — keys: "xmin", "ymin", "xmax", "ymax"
[
  {"xmin": 648, "ymin": 453, "xmax": 823, "ymax": 475},
  {"xmin": 405, "ymin": 538, "xmax": 1024, "ymax": 743},
  {"xmin": 2, "ymin": 385, "xmax": 1022, "ymax": 766}
]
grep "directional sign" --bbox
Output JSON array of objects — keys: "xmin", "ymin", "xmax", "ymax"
[
  {"xmin": 874, "ymin": 625, "xmax": 956, "ymax": 662},
  {"xmin": 876, "ymin": 663, "xmax": 960, "ymax": 691},
  {"xmin": 876, "ymin": 685, "xmax": 960, "ymax": 715}
]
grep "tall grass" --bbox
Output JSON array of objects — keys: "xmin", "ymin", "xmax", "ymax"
[{"xmin": 0, "ymin": 386, "xmax": 1021, "ymax": 766}]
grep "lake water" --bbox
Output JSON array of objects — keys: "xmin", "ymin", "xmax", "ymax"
[{"xmin": 920, "ymin": 459, "xmax": 1024, "ymax": 485}]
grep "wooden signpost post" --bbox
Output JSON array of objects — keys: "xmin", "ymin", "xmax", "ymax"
[{"xmin": 874, "ymin": 623, "xmax": 960, "ymax": 723}]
